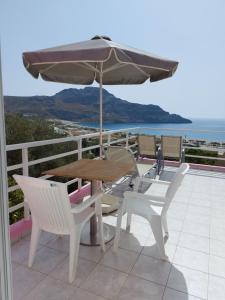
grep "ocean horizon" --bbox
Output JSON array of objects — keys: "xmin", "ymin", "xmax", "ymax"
[{"xmin": 80, "ymin": 118, "xmax": 225, "ymax": 142}]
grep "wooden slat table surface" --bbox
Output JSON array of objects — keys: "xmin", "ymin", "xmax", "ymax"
[{"xmin": 43, "ymin": 159, "xmax": 133, "ymax": 182}]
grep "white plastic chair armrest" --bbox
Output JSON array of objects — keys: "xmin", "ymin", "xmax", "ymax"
[
  {"xmin": 124, "ymin": 191, "xmax": 165, "ymax": 205},
  {"xmin": 71, "ymin": 192, "xmax": 102, "ymax": 214}
]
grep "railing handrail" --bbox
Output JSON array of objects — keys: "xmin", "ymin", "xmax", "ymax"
[
  {"xmin": 6, "ymin": 126, "xmax": 225, "ymax": 151},
  {"xmin": 5, "ymin": 127, "xmax": 139, "ymax": 151},
  {"xmin": 135, "ymin": 127, "xmax": 225, "ymax": 134}
]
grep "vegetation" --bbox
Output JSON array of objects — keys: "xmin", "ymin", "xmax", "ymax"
[
  {"xmin": 7, "ymin": 114, "xmax": 77, "ymax": 223},
  {"xmin": 185, "ymin": 148, "xmax": 218, "ymax": 165}
]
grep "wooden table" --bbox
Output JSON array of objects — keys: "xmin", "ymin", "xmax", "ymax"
[{"xmin": 43, "ymin": 159, "xmax": 133, "ymax": 246}]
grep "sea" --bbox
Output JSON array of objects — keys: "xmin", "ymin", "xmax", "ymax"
[{"xmin": 80, "ymin": 118, "xmax": 225, "ymax": 142}]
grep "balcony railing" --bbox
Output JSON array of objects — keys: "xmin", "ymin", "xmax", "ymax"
[{"xmin": 7, "ymin": 127, "xmax": 225, "ymax": 229}]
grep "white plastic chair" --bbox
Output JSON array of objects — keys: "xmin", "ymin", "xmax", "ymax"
[
  {"xmin": 13, "ymin": 175, "xmax": 105, "ymax": 283},
  {"xmin": 113, "ymin": 163, "xmax": 189, "ymax": 259},
  {"xmin": 104, "ymin": 146, "xmax": 139, "ymax": 178},
  {"xmin": 159, "ymin": 135, "xmax": 185, "ymax": 173},
  {"xmin": 104, "ymin": 146, "xmax": 151, "ymax": 186}
]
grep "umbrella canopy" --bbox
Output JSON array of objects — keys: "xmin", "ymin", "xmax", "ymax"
[
  {"xmin": 22, "ymin": 35, "xmax": 179, "ymax": 155},
  {"xmin": 23, "ymin": 35, "xmax": 178, "ymax": 84}
]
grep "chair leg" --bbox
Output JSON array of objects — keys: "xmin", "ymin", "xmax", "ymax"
[
  {"xmin": 28, "ymin": 223, "xmax": 41, "ymax": 267},
  {"xmin": 126, "ymin": 213, "xmax": 132, "ymax": 232},
  {"xmin": 69, "ymin": 231, "xmax": 80, "ymax": 283},
  {"xmin": 150, "ymin": 217, "xmax": 168, "ymax": 260},
  {"xmin": 162, "ymin": 214, "xmax": 169, "ymax": 237},
  {"xmin": 97, "ymin": 207, "xmax": 106, "ymax": 252},
  {"xmin": 113, "ymin": 205, "xmax": 125, "ymax": 252}
]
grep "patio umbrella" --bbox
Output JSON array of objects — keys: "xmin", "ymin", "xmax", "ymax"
[{"xmin": 22, "ymin": 35, "xmax": 178, "ymax": 155}]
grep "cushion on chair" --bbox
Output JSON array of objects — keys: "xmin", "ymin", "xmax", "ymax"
[{"xmin": 101, "ymin": 194, "xmax": 120, "ymax": 214}]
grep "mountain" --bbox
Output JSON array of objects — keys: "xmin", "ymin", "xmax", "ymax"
[{"xmin": 4, "ymin": 87, "xmax": 191, "ymax": 123}]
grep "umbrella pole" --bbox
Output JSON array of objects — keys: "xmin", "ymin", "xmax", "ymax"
[{"xmin": 99, "ymin": 63, "xmax": 103, "ymax": 158}]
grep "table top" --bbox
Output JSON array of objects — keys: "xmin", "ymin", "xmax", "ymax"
[{"xmin": 43, "ymin": 159, "xmax": 133, "ymax": 182}]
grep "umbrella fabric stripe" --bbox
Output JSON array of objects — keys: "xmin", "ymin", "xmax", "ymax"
[{"xmin": 23, "ymin": 48, "xmax": 111, "ymax": 64}]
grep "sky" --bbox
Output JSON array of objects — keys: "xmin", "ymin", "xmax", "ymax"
[{"xmin": 1, "ymin": 0, "xmax": 225, "ymax": 119}]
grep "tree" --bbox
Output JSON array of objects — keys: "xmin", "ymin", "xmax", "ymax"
[{"xmin": 6, "ymin": 114, "xmax": 77, "ymax": 224}]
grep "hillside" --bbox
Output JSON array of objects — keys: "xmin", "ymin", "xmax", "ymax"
[{"xmin": 4, "ymin": 87, "xmax": 191, "ymax": 124}]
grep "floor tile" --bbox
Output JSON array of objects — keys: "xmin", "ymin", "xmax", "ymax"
[
  {"xmin": 211, "ymin": 208, "xmax": 225, "ymax": 218},
  {"xmin": 163, "ymin": 288, "xmax": 203, "ymax": 300},
  {"xmin": 46, "ymin": 235, "xmax": 69, "ymax": 253},
  {"xmin": 49, "ymin": 256, "xmax": 97, "ymax": 286},
  {"xmin": 70, "ymin": 288, "xmax": 105, "ymax": 300},
  {"xmin": 167, "ymin": 203, "xmax": 188, "ymax": 220},
  {"xmin": 13, "ymin": 265, "xmax": 46, "ymax": 300},
  {"xmin": 166, "ymin": 218, "xmax": 184, "ymax": 232},
  {"xmin": 188, "ymin": 197, "xmax": 211, "ymax": 208},
  {"xmin": 178, "ymin": 232, "xmax": 209, "ymax": 254},
  {"xmin": 23, "ymin": 276, "xmax": 75, "ymax": 300},
  {"xmin": 24, "ymin": 231, "xmax": 56, "ymax": 245},
  {"xmin": 78, "ymin": 243, "xmax": 111, "ymax": 263},
  {"xmin": 142, "ymin": 239, "xmax": 177, "ymax": 261},
  {"xmin": 100, "ymin": 247, "xmax": 138, "ymax": 273},
  {"xmin": 11, "ymin": 238, "xmax": 42, "ymax": 264},
  {"xmin": 117, "ymin": 230, "xmax": 146, "ymax": 253},
  {"xmin": 187, "ymin": 205, "xmax": 210, "ymax": 217},
  {"xmin": 117, "ymin": 275, "xmax": 164, "ymax": 300},
  {"xmin": 209, "ymin": 255, "xmax": 225, "ymax": 278},
  {"xmin": 211, "ymin": 217, "xmax": 225, "ymax": 230},
  {"xmin": 81, "ymin": 265, "xmax": 127, "ymax": 300},
  {"xmin": 131, "ymin": 215, "xmax": 149, "ymax": 224},
  {"xmin": 173, "ymin": 195, "xmax": 189, "ymax": 204},
  {"xmin": 26, "ymin": 246, "xmax": 67, "ymax": 274},
  {"xmin": 210, "ymin": 239, "xmax": 225, "ymax": 258},
  {"xmin": 163, "ymin": 230, "xmax": 181, "ymax": 245},
  {"xmin": 131, "ymin": 254, "xmax": 171, "ymax": 286},
  {"xmin": 167, "ymin": 264, "xmax": 208, "ymax": 299},
  {"xmin": 129, "ymin": 221, "xmax": 152, "ymax": 238},
  {"xmin": 210, "ymin": 226, "xmax": 225, "ymax": 243},
  {"xmin": 173, "ymin": 247, "xmax": 209, "ymax": 273},
  {"xmin": 182, "ymin": 221, "xmax": 210, "ymax": 238},
  {"xmin": 208, "ymin": 274, "xmax": 225, "ymax": 300},
  {"xmin": 12, "ymin": 261, "xmax": 20, "ymax": 271},
  {"xmin": 184, "ymin": 213, "xmax": 210, "ymax": 226}
]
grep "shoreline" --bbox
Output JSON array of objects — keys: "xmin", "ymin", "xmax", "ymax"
[{"xmin": 52, "ymin": 118, "xmax": 225, "ymax": 143}]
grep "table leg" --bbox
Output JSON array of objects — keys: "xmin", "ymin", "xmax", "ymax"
[{"xmin": 80, "ymin": 180, "xmax": 115, "ymax": 246}]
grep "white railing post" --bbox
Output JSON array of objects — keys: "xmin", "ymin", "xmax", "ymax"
[
  {"xmin": 107, "ymin": 133, "xmax": 111, "ymax": 146},
  {"xmin": 22, "ymin": 148, "xmax": 30, "ymax": 220},
  {"xmin": 125, "ymin": 132, "xmax": 129, "ymax": 149},
  {"xmin": 77, "ymin": 138, "xmax": 82, "ymax": 189}
]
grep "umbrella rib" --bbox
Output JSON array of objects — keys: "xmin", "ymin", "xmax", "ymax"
[
  {"xmin": 31, "ymin": 58, "xmax": 171, "ymax": 73},
  {"xmin": 103, "ymin": 63, "xmax": 127, "ymax": 74},
  {"xmin": 39, "ymin": 63, "xmax": 59, "ymax": 74},
  {"xmin": 83, "ymin": 62, "xmax": 99, "ymax": 73},
  {"xmin": 112, "ymin": 48, "xmax": 150, "ymax": 78},
  {"xmin": 39, "ymin": 61, "xmax": 99, "ymax": 80}
]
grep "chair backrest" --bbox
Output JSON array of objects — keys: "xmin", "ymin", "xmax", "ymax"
[
  {"xmin": 162, "ymin": 163, "xmax": 189, "ymax": 214},
  {"xmin": 13, "ymin": 175, "xmax": 74, "ymax": 234},
  {"xmin": 138, "ymin": 135, "xmax": 156, "ymax": 157},
  {"xmin": 161, "ymin": 135, "xmax": 182, "ymax": 160},
  {"xmin": 104, "ymin": 146, "xmax": 138, "ymax": 175}
]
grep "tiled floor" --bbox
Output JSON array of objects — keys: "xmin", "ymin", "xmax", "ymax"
[{"xmin": 11, "ymin": 168, "xmax": 225, "ymax": 299}]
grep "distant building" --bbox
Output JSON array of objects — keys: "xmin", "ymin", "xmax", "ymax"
[{"xmin": 54, "ymin": 127, "xmax": 65, "ymax": 134}]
